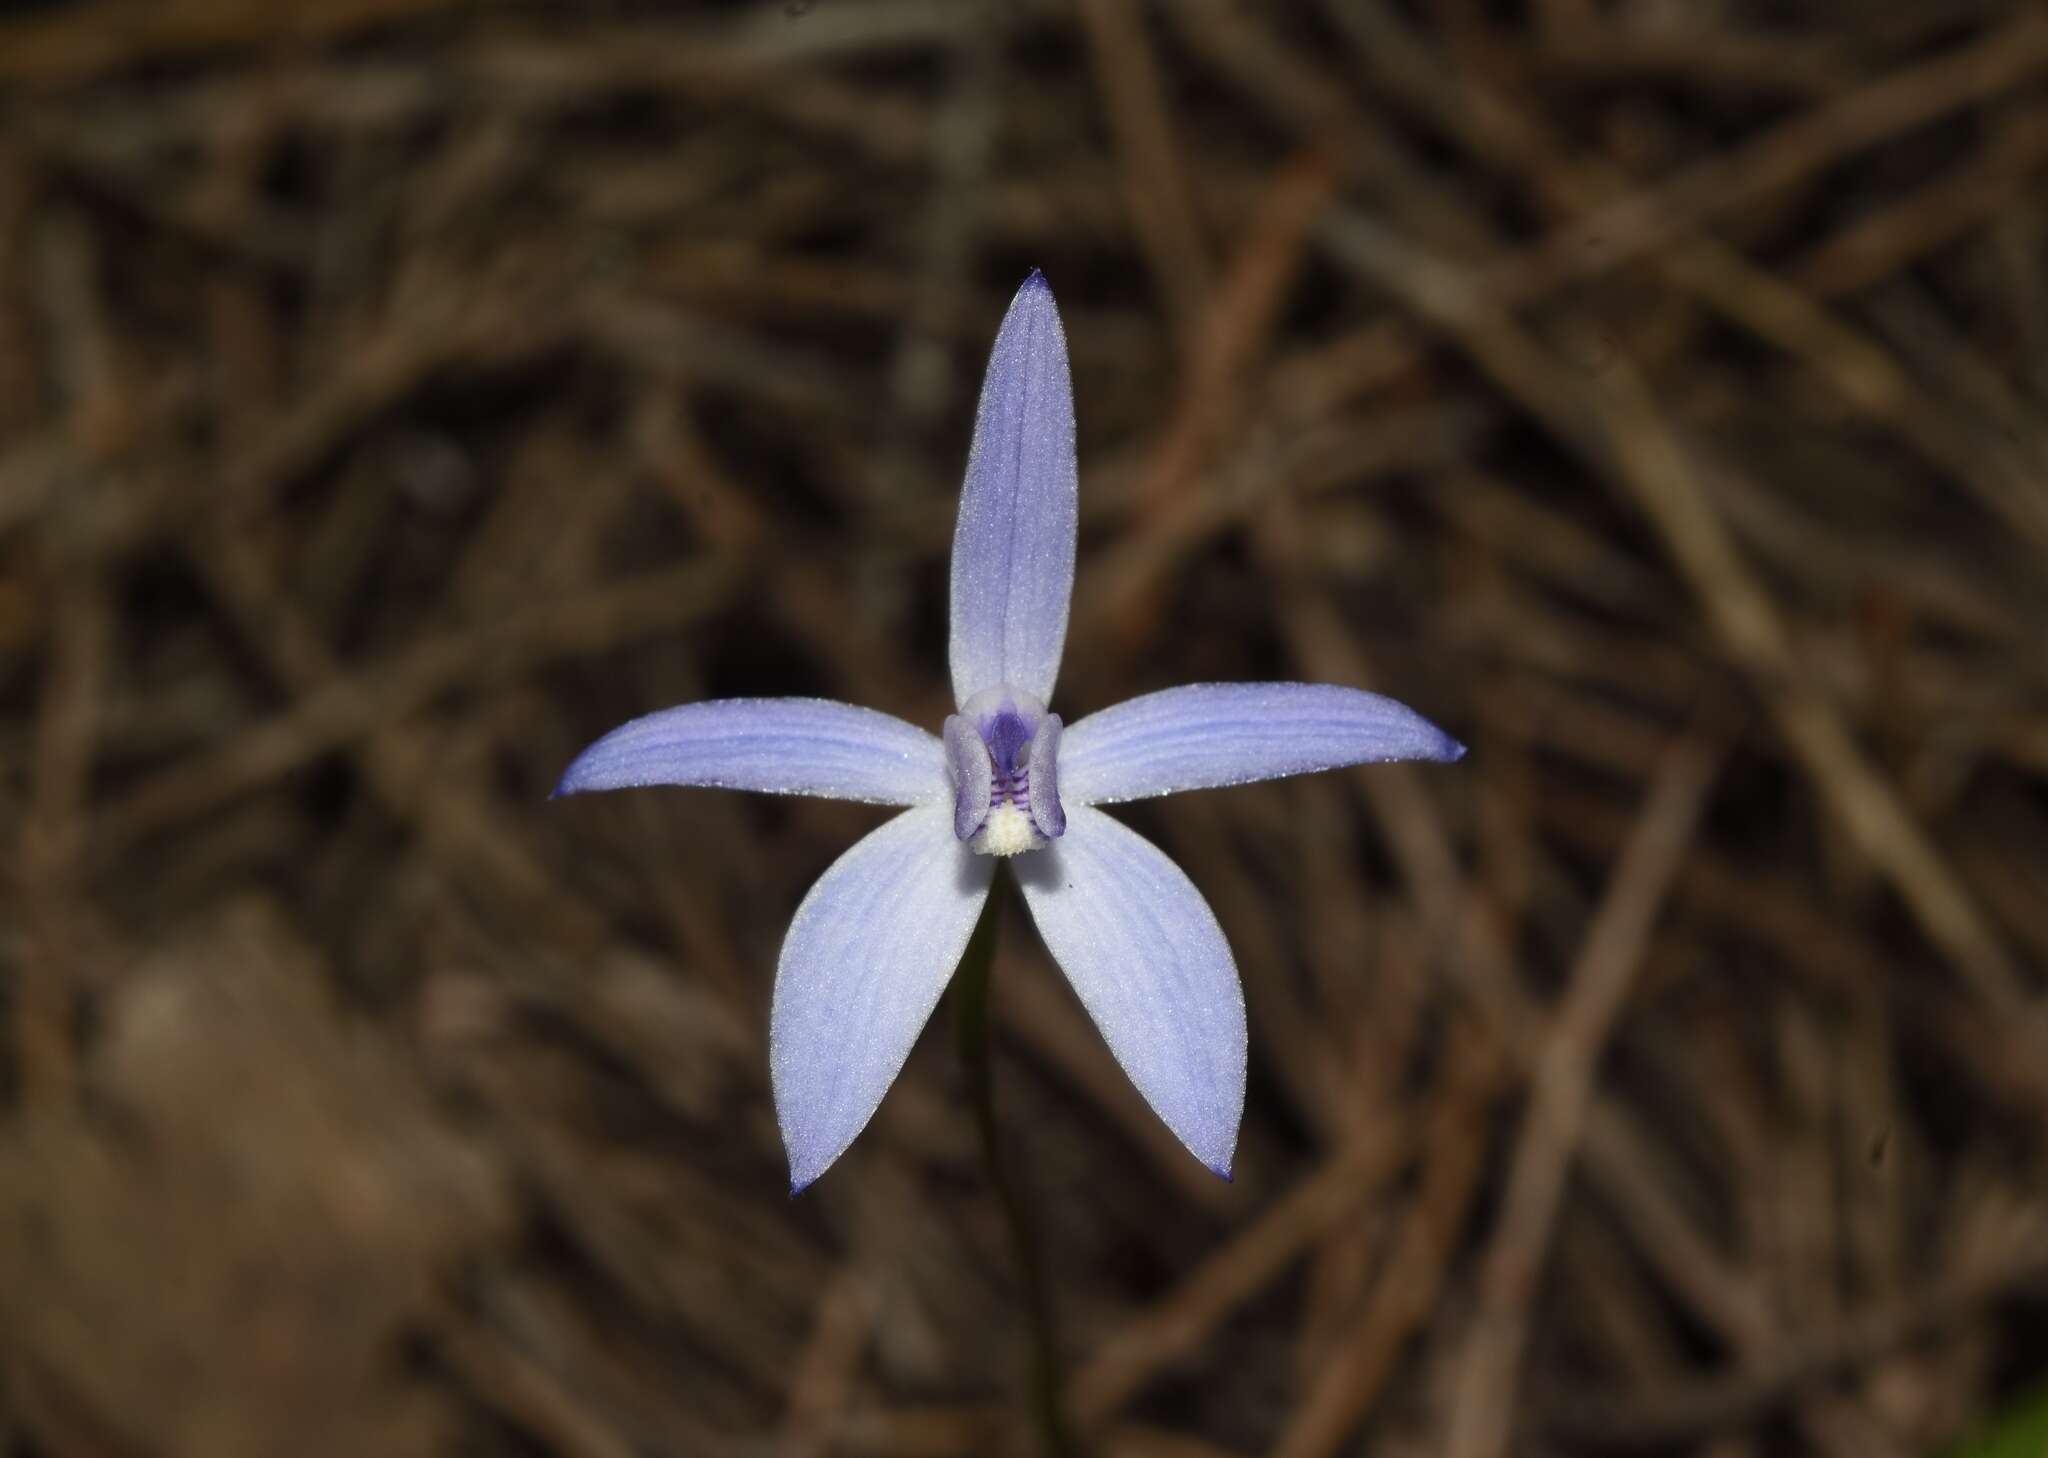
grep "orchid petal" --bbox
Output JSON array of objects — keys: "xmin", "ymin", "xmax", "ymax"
[
  {"xmin": 948, "ymin": 272, "xmax": 1078, "ymax": 707},
  {"xmin": 1059, "ymin": 682, "xmax": 1464, "ymax": 806},
  {"xmin": 555, "ymin": 698, "xmax": 944, "ymax": 805},
  {"xmin": 1014, "ymin": 805, "xmax": 1244, "ymax": 1176},
  {"xmin": 772, "ymin": 803, "xmax": 994, "ymax": 1191}
]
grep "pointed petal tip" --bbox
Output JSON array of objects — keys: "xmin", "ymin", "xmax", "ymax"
[
  {"xmin": 1005, "ymin": 269, "xmax": 1058, "ymax": 318},
  {"xmin": 550, "ymin": 750, "xmax": 590, "ymax": 799},
  {"xmin": 788, "ymin": 1174, "xmax": 814, "ymax": 1198},
  {"xmin": 1209, "ymin": 1160, "xmax": 1235, "ymax": 1183},
  {"xmin": 1440, "ymin": 732, "xmax": 1469, "ymax": 762}
]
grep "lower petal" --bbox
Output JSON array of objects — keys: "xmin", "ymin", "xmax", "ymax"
[
  {"xmin": 1013, "ymin": 805, "xmax": 1245, "ymax": 1176},
  {"xmin": 772, "ymin": 802, "xmax": 995, "ymax": 1191}
]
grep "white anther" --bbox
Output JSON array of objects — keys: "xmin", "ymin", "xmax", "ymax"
[{"xmin": 968, "ymin": 803, "xmax": 1046, "ymax": 857}]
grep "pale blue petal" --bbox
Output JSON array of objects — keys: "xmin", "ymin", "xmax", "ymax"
[
  {"xmin": 554, "ymin": 698, "xmax": 945, "ymax": 806},
  {"xmin": 1014, "ymin": 805, "xmax": 1244, "ymax": 1176},
  {"xmin": 948, "ymin": 271, "xmax": 1078, "ymax": 707},
  {"xmin": 1059, "ymin": 682, "xmax": 1465, "ymax": 806},
  {"xmin": 772, "ymin": 803, "xmax": 994, "ymax": 1191}
]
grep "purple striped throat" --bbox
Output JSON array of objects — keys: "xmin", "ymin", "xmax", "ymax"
[{"xmin": 943, "ymin": 686, "xmax": 1065, "ymax": 856}]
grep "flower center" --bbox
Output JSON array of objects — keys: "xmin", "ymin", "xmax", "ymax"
[{"xmin": 944, "ymin": 686, "xmax": 1066, "ymax": 856}]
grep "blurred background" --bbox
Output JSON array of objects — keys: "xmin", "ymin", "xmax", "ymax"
[{"xmin": 4, "ymin": 1, "xmax": 2048, "ymax": 1455}]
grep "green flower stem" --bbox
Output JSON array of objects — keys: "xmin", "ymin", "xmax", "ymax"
[{"xmin": 952, "ymin": 879, "xmax": 1081, "ymax": 1458}]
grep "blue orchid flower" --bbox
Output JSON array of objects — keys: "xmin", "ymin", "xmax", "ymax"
[{"xmin": 556, "ymin": 272, "xmax": 1463, "ymax": 1192}]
